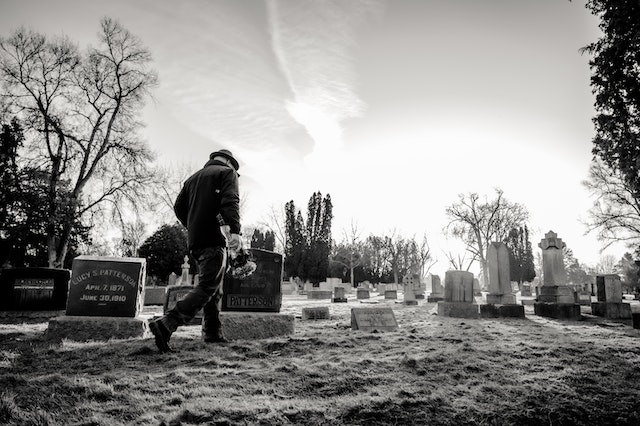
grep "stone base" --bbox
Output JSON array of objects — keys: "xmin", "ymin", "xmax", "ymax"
[
  {"xmin": 480, "ymin": 304, "xmax": 525, "ymax": 318},
  {"xmin": 45, "ymin": 316, "xmax": 148, "ymax": 342},
  {"xmin": 520, "ymin": 299, "xmax": 536, "ymax": 306},
  {"xmin": 307, "ymin": 290, "xmax": 333, "ymax": 300},
  {"xmin": 332, "ymin": 297, "xmax": 348, "ymax": 303},
  {"xmin": 301, "ymin": 307, "xmax": 330, "ymax": 320},
  {"xmin": 590, "ymin": 302, "xmax": 632, "ymax": 319},
  {"xmin": 219, "ymin": 312, "xmax": 294, "ymax": 340},
  {"xmin": 437, "ymin": 302, "xmax": 479, "ymax": 319},
  {"xmin": 537, "ymin": 286, "xmax": 576, "ymax": 304},
  {"xmin": 0, "ymin": 310, "xmax": 66, "ymax": 324},
  {"xmin": 533, "ymin": 302, "xmax": 581, "ymax": 320},
  {"xmin": 485, "ymin": 294, "xmax": 517, "ymax": 305},
  {"xmin": 427, "ymin": 295, "xmax": 444, "ymax": 303},
  {"xmin": 403, "ymin": 300, "xmax": 418, "ymax": 306}
]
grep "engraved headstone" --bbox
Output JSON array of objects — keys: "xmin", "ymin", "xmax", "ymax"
[
  {"xmin": 222, "ymin": 248, "xmax": 283, "ymax": 312},
  {"xmin": 65, "ymin": 256, "xmax": 146, "ymax": 317},
  {"xmin": 591, "ymin": 274, "xmax": 631, "ymax": 319},
  {"xmin": 0, "ymin": 267, "xmax": 70, "ymax": 311},
  {"xmin": 351, "ymin": 307, "xmax": 398, "ymax": 332},
  {"xmin": 437, "ymin": 270, "xmax": 479, "ymax": 318}
]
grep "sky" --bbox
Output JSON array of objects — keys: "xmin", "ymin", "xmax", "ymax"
[{"xmin": 0, "ymin": 0, "xmax": 629, "ymax": 274}]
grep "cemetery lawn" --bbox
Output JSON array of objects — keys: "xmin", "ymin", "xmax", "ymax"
[{"xmin": 2, "ymin": 295, "xmax": 640, "ymax": 426}]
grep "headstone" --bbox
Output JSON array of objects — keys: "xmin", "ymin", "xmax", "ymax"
[
  {"xmin": 384, "ymin": 290, "xmax": 398, "ymax": 300},
  {"xmin": 307, "ymin": 290, "xmax": 332, "ymax": 300},
  {"xmin": 333, "ymin": 286, "xmax": 348, "ymax": 303},
  {"xmin": 143, "ymin": 286, "xmax": 167, "ymax": 305},
  {"xmin": 437, "ymin": 270, "xmax": 479, "ymax": 318},
  {"xmin": 0, "ymin": 267, "xmax": 70, "ymax": 312},
  {"xmin": 302, "ymin": 306, "xmax": 330, "ymax": 320},
  {"xmin": 591, "ymin": 274, "xmax": 631, "ymax": 319},
  {"xmin": 520, "ymin": 283, "xmax": 532, "ymax": 297},
  {"xmin": 482, "ymin": 242, "xmax": 521, "ymax": 320},
  {"xmin": 221, "ymin": 248, "xmax": 283, "ymax": 312},
  {"xmin": 351, "ymin": 307, "xmax": 398, "ymax": 332},
  {"xmin": 356, "ymin": 288, "xmax": 370, "ymax": 299},
  {"xmin": 534, "ymin": 231, "xmax": 580, "ymax": 320},
  {"xmin": 46, "ymin": 256, "xmax": 147, "ymax": 341},
  {"xmin": 164, "ymin": 285, "xmax": 202, "ymax": 325},
  {"xmin": 402, "ymin": 273, "xmax": 419, "ymax": 305},
  {"xmin": 427, "ymin": 274, "xmax": 444, "ymax": 302},
  {"xmin": 180, "ymin": 255, "xmax": 191, "ymax": 286},
  {"xmin": 65, "ymin": 256, "xmax": 146, "ymax": 317},
  {"xmin": 167, "ymin": 272, "xmax": 178, "ymax": 287}
]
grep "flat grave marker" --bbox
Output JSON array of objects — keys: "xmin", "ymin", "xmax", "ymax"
[{"xmin": 351, "ymin": 307, "xmax": 398, "ymax": 332}]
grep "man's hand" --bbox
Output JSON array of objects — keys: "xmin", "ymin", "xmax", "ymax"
[{"xmin": 227, "ymin": 233, "xmax": 242, "ymax": 251}]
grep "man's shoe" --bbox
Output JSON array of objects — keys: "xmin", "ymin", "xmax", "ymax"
[
  {"xmin": 149, "ymin": 319, "xmax": 173, "ymax": 353},
  {"xmin": 203, "ymin": 329, "xmax": 229, "ymax": 343}
]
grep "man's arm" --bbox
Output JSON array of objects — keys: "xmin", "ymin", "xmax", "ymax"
[
  {"xmin": 174, "ymin": 184, "xmax": 189, "ymax": 227},
  {"xmin": 218, "ymin": 169, "xmax": 241, "ymax": 235}
]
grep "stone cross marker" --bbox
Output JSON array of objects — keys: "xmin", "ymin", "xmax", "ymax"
[
  {"xmin": 65, "ymin": 256, "xmax": 146, "ymax": 317},
  {"xmin": 538, "ymin": 231, "xmax": 567, "ymax": 286}
]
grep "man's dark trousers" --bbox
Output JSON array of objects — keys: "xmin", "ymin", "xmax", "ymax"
[{"xmin": 163, "ymin": 246, "xmax": 227, "ymax": 335}]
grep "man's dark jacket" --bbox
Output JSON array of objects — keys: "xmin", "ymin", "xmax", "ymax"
[{"xmin": 174, "ymin": 159, "xmax": 240, "ymax": 251}]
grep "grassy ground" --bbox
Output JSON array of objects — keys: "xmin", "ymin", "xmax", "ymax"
[{"xmin": 1, "ymin": 294, "xmax": 640, "ymax": 425}]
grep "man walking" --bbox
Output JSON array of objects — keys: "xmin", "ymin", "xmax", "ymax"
[{"xmin": 149, "ymin": 149, "xmax": 242, "ymax": 353}]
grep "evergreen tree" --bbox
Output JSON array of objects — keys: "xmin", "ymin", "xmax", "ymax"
[
  {"xmin": 138, "ymin": 223, "xmax": 188, "ymax": 282},
  {"xmin": 505, "ymin": 225, "xmax": 536, "ymax": 285},
  {"xmin": 250, "ymin": 228, "xmax": 276, "ymax": 251}
]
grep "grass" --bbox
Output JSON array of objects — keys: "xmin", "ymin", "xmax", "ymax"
[{"xmin": 1, "ymin": 294, "xmax": 640, "ymax": 425}]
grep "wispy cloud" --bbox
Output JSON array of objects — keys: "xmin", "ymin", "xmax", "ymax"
[{"xmin": 266, "ymin": 0, "xmax": 384, "ymax": 166}]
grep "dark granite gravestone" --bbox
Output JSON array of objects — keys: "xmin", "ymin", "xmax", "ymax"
[
  {"xmin": 163, "ymin": 285, "xmax": 202, "ymax": 325},
  {"xmin": 0, "ymin": 268, "xmax": 70, "ymax": 311},
  {"xmin": 65, "ymin": 256, "xmax": 146, "ymax": 317},
  {"xmin": 222, "ymin": 248, "xmax": 283, "ymax": 312}
]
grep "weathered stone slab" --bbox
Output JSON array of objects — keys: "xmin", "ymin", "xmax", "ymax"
[
  {"xmin": 590, "ymin": 302, "xmax": 632, "ymax": 319},
  {"xmin": 222, "ymin": 249, "xmax": 283, "ymax": 312},
  {"xmin": 307, "ymin": 290, "xmax": 333, "ymax": 300},
  {"xmin": 533, "ymin": 302, "xmax": 581, "ymax": 320},
  {"xmin": 384, "ymin": 290, "xmax": 397, "ymax": 300},
  {"xmin": 66, "ymin": 256, "xmax": 146, "ymax": 317},
  {"xmin": 333, "ymin": 287, "xmax": 347, "ymax": 303},
  {"xmin": 576, "ymin": 291, "xmax": 592, "ymax": 306},
  {"xmin": 444, "ymin": 270, "xmax": 474, "ymax": 303},
  {"xmin": 437, "ymin": 301, "xmax": 479, "ymax": 318},
  {"xmin": 356, "ymin": 289, "xmax": 370, "ymax": 299},
  {"xmin": 351, "ymin": 307, "xmax": 398, "ymax": 332},
  {"xmin": 0, "ymin": 267, "xmax": 70, "ymax": 311},
  {"xmin": 302, "ymin": 307, "xmax": 330, "ymax": 320},
  {"xmin": 219, "ymin": 312, "xmax": 294, "ymax": 340},
  {"xmin": 144, "ymin": 286, "xmax": 167, "ymax": 305},
  {"xmin": 596, "ymin": 275, "xmax": 623, "ymax": 303},
  {"xmin": 480, "ymin": 304, "xmax": 525, "ymax": 318},
  {"xmin": 45, "ymin": 316, "xmax": 148, "ymax": 342}
]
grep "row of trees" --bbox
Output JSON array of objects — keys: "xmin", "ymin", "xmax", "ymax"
[{"xmin": 2, "ymin": 4, "xmax": 639, "ymax": 288}]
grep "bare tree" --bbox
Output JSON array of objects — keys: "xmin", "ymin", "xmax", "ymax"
[
  {"xmin": 415, "ymin": 233, "xmax": 437, "ymax": 281},
  {"xmin": 258, "ymin": 203, "xmax": 287, "ymax": 254},
  {"xmin": 0, "ymin": 19, "xmax": 158, "ymax": 267},
  {"xmin": 596, "ymin": 253, "xmax": 618, "ymax": 275},
  {"xmin": 582, "ymin": 158, "xmax": 640, "ymax": 252},
  {"xmin": 341, "ymin": 219, "xmax": 364, "ymax": 288},
  {"xmin": 444, "ymin": 188, "xmax": 529, "ymax": 288},
  {"xmin": 443, "ymin": 249, "xmax": 475, "ymax": 272}
]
